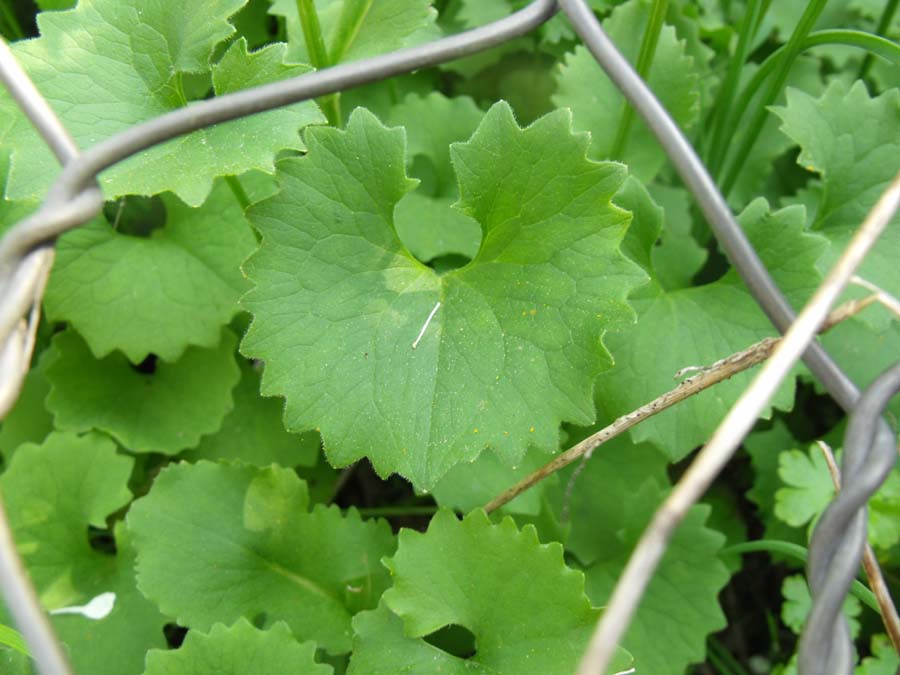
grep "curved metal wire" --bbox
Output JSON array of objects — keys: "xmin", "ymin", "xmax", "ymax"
[{"xmin": 800, "ymin": 364, "xmax": 900, "ymax": 675}]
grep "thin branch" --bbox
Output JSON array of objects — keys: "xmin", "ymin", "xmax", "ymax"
[
  {"xmin": 576, "ymin": 170, "xmax": 900, "ymax": 675},
  {"xmin": 816, "ymin": 440, "xmax": 900, "ymax": 656},
  {"xmin": 851, "ymin": 275, "xmax": 900, "ymax": 320},
  {"xmin": 485, "ymin": 292, "xmax": 879, "ymax": 515}
]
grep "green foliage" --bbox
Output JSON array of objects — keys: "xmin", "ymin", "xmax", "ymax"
[
  {"xmin": 351, "ymin": 509, "xmax": 633, "ymax": 674},
  {"xmin": 241, "ymin": 102, "xmax": 645, "ymax": 489},
  {"xmin": 1, "ymin": 1, "xmax": 898, "ymax": 672},
  {"xmin": 0, "ymin": 0, "xmax": 323, "ymax": 205},
  {"xmin": 127, "ymin": 461, "xmax": 395, "ymax": 654},
  {"xmin": 143, "ymin": 619, "xmax": 332, "ymax": 674}
]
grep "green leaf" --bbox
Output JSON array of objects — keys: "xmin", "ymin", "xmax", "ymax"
[
  {"xmin": 271, "ymin": 0, "xmax": 440, "ymax": 66},
  {"xmin": 856, "ymin": 634, "xmax": 900, "ymax": 675},
  {"xmin": 388, "ymin": 93, "xmax": 483, "ymax": 262},
  {"xmin": 0, "ymin": 432, "xmax": 168, "ymax": 674},
  {"xmin": 184, "ymin": 359, "xmax": 320, "ymax": 467},
  {"xmin": 563, "ymin": 459, "xmax": 729, "ymax": 675},
  {"xmin": 0, "ymin": 350, "xmax": 53, "ymax": 461},
  {"xmin": 127, "ymin": 461, "xmax": 395, "ymax": 654},
  {"xmin": 550, "ymin": 435, "xmax": 670, "ymax": 566},
  {"xmin": 143, "ymin": 619, "xmax": 332, "ymax": 675},
  {"xmin": 44, "ymin": 181, "xmax": 257, "ymax": 362},
  {"xmin": 781, "ymin": 574, "xmax": 860, "ymax": 638},
  {"xmin": 46, "ymin": 329, "xmax": 240, "ymax": 455},
  {"xmin": 241, "ymin": 103, "xmax": 646, "ymax": 489},
  {"xmin": 430, "ymin": 445, "xmax": 561, "ymax": 516},
  {"xmin": 596, "ymin": 198, "xmax": 827, "ymax": 459},
  {"xmin": 745, "ymin": 420, "xmax": 809, "ymax": 547},
  {"xmin": 349, "ymin": 509, "xmax": 633, "ymax": 674},
  {"xmin": 772, "ymin": 81, "xmax": 900, "ymax": 330},
  {"xmin": 774, "ymin": 445, "xmax": 834, "ymax": 529},
  {"xmin": 0, "ymin": 625, "xmax": 28, "ymax": 657},
  {"xmin": 0, "ymin": 2, "xmax": 323, "ymax": 205},
  {"xmin": 553, "ymin": 0, "xmax": 701, "ymax": 181}
]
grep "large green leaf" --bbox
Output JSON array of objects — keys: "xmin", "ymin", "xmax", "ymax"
[
  {"xmin": 46, "ymin": 330, "xmax": 240, "ymax": 455},
  {"xmin": 597, "ymin": 198, "xmax": 827, "ymax": 459},
  {"xmin": 349, "ymin": 509, "xmax": 633, "ymax": 674},
  {"xmin": 143, "ymin": 619, "xmax": 331, "ymax": 675},
  {"xmin": 0, "ymin": 2, "xmax": 323, "ymax": 205},
  {"xmin": 553, "ymin": 0, "xmax": 701, "ymax": 181},
  {"xmin": 241, "ymin": 102, "xmax": 646, "ymax": 489},
  {"xmin": 127, "ymin": 461, "xmax": 395, "ymax": 654},
  {"xmin": 772, "ymin": 81, "xmax": 900, "ymax": 330},
  {"xmin": 0, "ymin": 432, "xmax": 168, "ymax": 674},
  {"xmin": 44, "ymin": 180, "xmax": 256, "ymax": 362}
]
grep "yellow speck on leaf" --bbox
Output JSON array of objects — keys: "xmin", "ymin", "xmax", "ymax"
[
  {"xmin": 529, "ymin": 426, "xmax": 535, "ymax": 433},
  {"xmin": 473, "ymin": 428, "xmax": 479, "ymax": 434},
  {"xmin": 529, "ymin": 308, "xmax": 537, "ymax": 316}
]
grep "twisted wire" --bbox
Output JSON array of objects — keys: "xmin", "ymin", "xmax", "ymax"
[{"xmin": 800, "ymin": 364, "xmax": 900, "ymax": 675}]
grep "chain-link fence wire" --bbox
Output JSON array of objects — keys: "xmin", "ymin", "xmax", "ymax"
[{"xmin": 0, "ymin": 1, "xmax": 896, "ymax": 673}]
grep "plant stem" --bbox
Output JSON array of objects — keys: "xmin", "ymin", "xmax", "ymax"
[
  {"xmin": 723, "ymin": 541, "xmax": 879, "ymax": 613},
  {"xmin": 295, "ymin": 0, "xmax": 342, "ymax": 126},
  {"xmin": 609, "ymin": 0, "xmax": 668, "ymax": 161},
  {"xmin": 859, "ymin": 0, "xmax": 899, "ymax": 80},
  {"xmin": 719, "ymin": 0, "xmax": 827, "ymax": 196},
  {"xmin": 705, "ymin": 0, "xmax": 765, "ymax": 175},
  {"xmin": 224, "ymin": 175, "xmax": 251, "ymax": 211}
]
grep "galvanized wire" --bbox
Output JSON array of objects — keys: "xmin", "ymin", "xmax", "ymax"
[
  {"xmin": 800, "ymin": 364, "xmax": 900, "ymax": 675},
  {"xmin": 0, "ymin": 0, "xmax": 896, "ymax": 672}
]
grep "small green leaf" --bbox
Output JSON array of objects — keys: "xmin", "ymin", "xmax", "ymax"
[
  {"xmin": 774, "ymin": 446, "xmax": 834, "ymax": 529},
  {"xmin": 242, "ymin": 103, "xmax": 646, "ymax": 489},
  {"xmin": 128, "ymin": 461, "xmax": 395, "ymax": 654},
  {"xmin": 44, "ymin": 181, "xmax": 257, "ymax": 362},
  {"xmin": 46, "ymin": 330, "xmax": 240, "ymax": 455},
  {"xmin": 388, "ymin": 93, "xmax": 484, "ymax": 262},
  {"xmin": 349, "ymin": 509, "xmax": 633, "ymax": 674},
  {"xmin": 857, "ymin": 634, "xmax": 900, "ymax": 675},
  {"xmin": 781, "ymin": 574, "xmax": 860, "ymax": 638},
  {"xmin": 184, "ymin": 359, "xmax": 320, "ymax": 468},
  {"xmin": 143, "ymin": 619, "xmax": 332, "ymax": 675}
]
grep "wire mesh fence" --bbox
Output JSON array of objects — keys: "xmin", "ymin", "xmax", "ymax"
[{"xmin": 0, "ymin": 1, "xmax": 897, "ymax": 673}]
